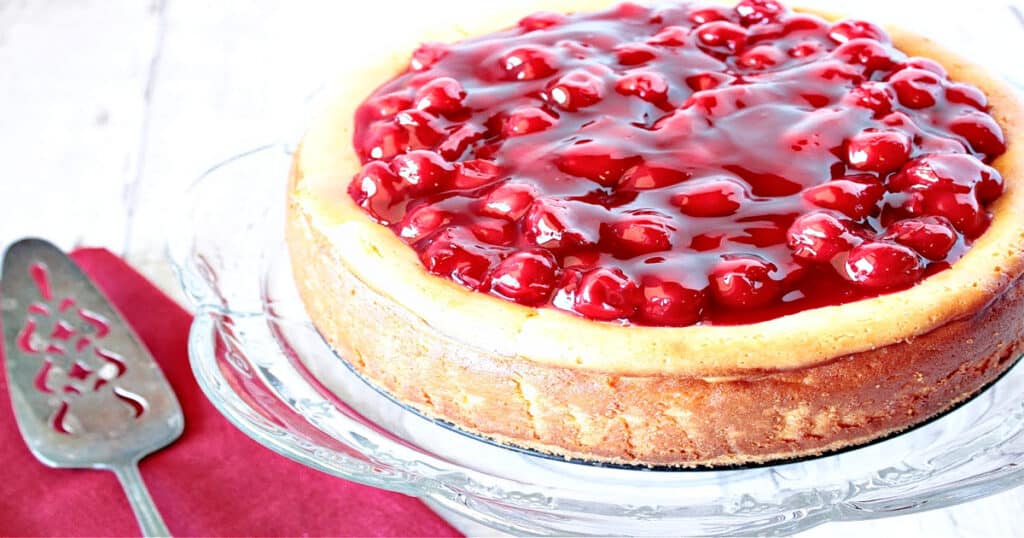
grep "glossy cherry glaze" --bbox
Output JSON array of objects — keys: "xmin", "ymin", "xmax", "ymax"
[{"xmin": 349, "ymin": 0, "xmax": 1007, "ymax": 326}]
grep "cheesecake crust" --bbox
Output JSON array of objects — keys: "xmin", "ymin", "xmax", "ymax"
[{"xmin": 286, "ymin": 2, "xmax": 1024, "ymax": 465}]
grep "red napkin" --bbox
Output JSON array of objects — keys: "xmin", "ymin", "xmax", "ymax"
[{"xmin": 0, "ymin": 248, "xmax": 462, "ymax": 537}]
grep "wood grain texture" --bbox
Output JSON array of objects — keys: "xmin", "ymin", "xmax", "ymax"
[{"xmin": 2, "ymin": 0, "xmax": 1023, "ymax": 535}]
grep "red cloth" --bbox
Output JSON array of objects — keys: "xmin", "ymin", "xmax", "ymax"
[{"xmin": 0, "ymin": 248, "xmax": 462, "ymax": 537}]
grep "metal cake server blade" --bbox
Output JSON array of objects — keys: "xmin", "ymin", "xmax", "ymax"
[{"xmin": 1, "ymin": 239, "xmax": 183, "ymax": 537}]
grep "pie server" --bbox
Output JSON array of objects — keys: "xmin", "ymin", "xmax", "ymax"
[{"xmin": 1, "ymin": 239, "xmax": 183, "ymax": 537}]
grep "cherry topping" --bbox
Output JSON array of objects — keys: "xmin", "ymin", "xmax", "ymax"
[
  {"xmin": 735, "ymin": 0, "xmax": 785, "ymax": 26},
  {"xmin": 519, "ymin": 11, "xmax": 567, "ymax": 31},
  {"xmin": 415, "ymin": 77, "xmax": 466, "ymax": 116},
  {"xmin": 828, "ymin": 19, "xmax": 887, "ymax": 44},
  {"xmin": 601, "ymin": 214, "xmax": 674, "ymax": 257},
  {"xmin": 802, "ymin": 177, "xmax": 884, "ymax": 219},
  {"xmin": 615, "ymin": 71, "xmax": 670, "ymax": 103},
  {"xmin": 555, "ymin": 143, "xmax": 640, "ymax": 186},
  {"xmin": 786, "ymin": 211, "xmax": 857, "ymax": 263},
  {"xmin": 390, "ymin": 150, "xmax": 455, "ymax": 194},
  {"xmin": 695, "ymin": 21, "xmax": 748, "ymax": 52},
  {"xmin": 845, "ymin": 241, "xmax": 923, "ymax": 289},
  {"xmin": 480, "ymin": 182, "xmax": 536, "ymax": 220},
  {"xmin": 614, "ymin": 43, "xmax": 658, "ymax": 65},
  {"xmin": 500, "ymin": 46, "xmax": 559, "ymax": 80},
  {"xmin": 738, "ymin": 45, "xmax": 784, "ymax": 70},
  {"xmin": 649, "ymin": 25, "xmax": 690, "ymax": 46},
  {"xmin": 420, "ymin": 230, "xmax": 494, "ymax": 290},
  {"xmin": 884, "ymin": 217, "xmax": 958, "ymax": 260},
  {"xmin": 350, "ymin": 0, "xmax": 1007, "ymax": 327},
  {"xmin": 639, "ymin": 277, "xmax": 706, "ymax": 326},
  {"xmin": 950, "ymin": 112, "xmax": 1007, "ymax": 159},
  {"xmin": 523, "ymin": 198, "xmax": 598, "ymax": 252},
  {"xmin": 503, "ymin": 106, "xmax": 558, "ymax": 137},
  {"xmin": 411, "ymin": 43, "xmax": 448, "ymax": 71},
  {"xmin": 548, "ymin": 69, "xmax": 606, "ymax": 111},
  {"xmin": 709, "ymin": 256, "xmax": 781, "ymax": 308},
  {"xmin": 490, "ymin": 251, "xmax": 558, "ymax": 304},
  {"xmin": 572, "ymin": 267, "xmax": 640, "ymax": 320},
  {"xmin": 670, "ymin": 178, "xmax": 745, "ymax": 217},
  {"xmin": 846, "ymin": 130, "xmax": 911, "ymax": 174},
  {"xmin": 349, "ymin": 161, "xmax": 403, "ymax": 224},
  {"xmin": 618, "ymin": 164, "xmax": 689, "ymax": 190},
  {"xmin": 889, "ymin": 67, "xmax": 942, "ymax": 109}
]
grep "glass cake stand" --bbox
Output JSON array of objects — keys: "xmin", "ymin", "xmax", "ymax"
[{"xmin": 167, "ymin": 143, "xmax": 1024, "ymax": 536}]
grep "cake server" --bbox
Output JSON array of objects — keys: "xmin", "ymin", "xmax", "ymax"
[{"xmin": 1, "ymin": 239, "xmax": 183, "ymax": 537}]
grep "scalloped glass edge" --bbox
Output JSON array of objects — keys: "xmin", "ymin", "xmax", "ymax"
[{"xmin": 164, "ymin": 139, "xmax": 1024, "ymax": 536}]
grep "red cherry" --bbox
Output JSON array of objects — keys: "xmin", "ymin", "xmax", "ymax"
[
  {"xmin": 737, "ymin": 45, "xmax": 784, "ymax": 70},
  {"xmin": 670, "ymin": 179, "xmax": 745, "ymax": 217},
  {"xmin": 922, "ymin": 189, "xmax": 987, "ymax": 239},
  {"xmin": 572, "ymin": 267, "xmax": 640, "ymax": 321},
  {"xmin": 360, "ymin": 121, "xmax": 410, "ymax": 161},
  {"xmin": 518, "ymin": 11, "xmax": 566, "ymax": 31},
  {"xmin": 452, "ymin": 159, "xmax": 502, "ymax": 190},
  {"xmin": 884, "ymin": 217, "xmax": 958, "ymax": 260},
  {"xmin": 685, "ymin": 72, "xmax": 735, "ymax": 92},
  {"xmin": 802, "ymin": 177, "xmax": 885, "ymax": 219},
  {"xmin": 889, "ymin": 68, "xmax": 942, "ymax": 109},
  {"xmin": 618, "ymin": 164, "xmax": 690, "ymax": 190},
  {"xmin": 695, "ymin": 21, "xmax": 748, "ymax": 52},
  {"xmin": 420, "ymin": 230, "xmax": 494, "ymax": 290},
  {"xmin": 830, "ymin": 38, "xmax": 898, "ymax": 73},
  {"xmin": 548, "ymin": 69, "xmax": 605, "ymax": 111},
  {"xmin": 889, "ymin": 154, "xmax": 1001, "ymax": 196},
  {"xmin": 399, "ymin": 204, "xmax": 450, "ymax": 242},
  {"xmin": 899, "ymin": 57, "xmax": 947, "ymax": 78},
  {"xmin": 781, "ymin": 14, "xmax": 828, "ymax": 35},
  {"xmin": 555, "ymin": 143, "xmax": 641, "ymax": 186},
  {"xmin": 688, "ymin": 6, "xmax": 731, "ymax": 25},
  {"xmin": 469, "ymin": 218, "xmax": 516, "ymax": 246},
  {"xmin": 734, "ymin": 0, "xmax": 785, "ymax": 26},
  {"xmin": 615, "ymin": 71, "xmax": 669, "ymax": 103},
  {"xmin": 523, "ymin": 198, "xmax": 598, "ymax": 252},
  {"xmin": 845, "ymin": 241, "xmax": 923, "ymax": 289},
  {"xmin": 846, "ymin": 130, "xmax": 911, "ymax": 174},
  {"xmin": 946, "ymin": 83, "xmax": 987, "ymax": 110},
  {"xmin": 614, "ymin": 43, "xmax": 658, "ymax": 66},
  {"xmin": 503, "ymin": 106, "xmax": 558, "ymax": 137},
  {"xmin": 843, "ymin": 82, "xmax": 895, "ymax": 117},
  {"xmin": 394, "ymin": 109, "xmax": 446, "ymax": 148},
  {"xmin": 438, "ymin": 123, "xmax": 486, "ymax": 160},
  {"xmin": 788, "ymin": 41, "xmax": 822, "ymax": 59},
  {"xmin": 410, "ymin": 43, "xmax": 448, "ymax": 71},
  {"xmin": 950, "ymin": 112, "xmax": 1007, "ymax": 159},
  {"xmin": 500, "ymin": 46, "xmax": 558, "ymax": 80},
  {"xmin": 414, "ymin": 77, "xmax": 466, "ymax": 116},
  {"xmin": 786, "ymin": 211, "xmax": 857, "ymax": 263},
  {"xmin": 348, "ymin": 161, "xmax": 404, "ymax": 224},
  {"xmin": 828, "ymin": 19, "xmax": 887, "ymax": 43},
  {"xmin": 365, "ymin": 91, "xmax": 413, "ymax": 120},
  {"xmin": 481, "ymin": 182, "xmax": 536, "ymax": 220},
  {"xmin": 639, "ymin": 277, "xmax": 706, "ymax": 326},
  {"xmin": 708, "ymin": 256, "xmax": 781, "ymax": 309},
  {"xmin": 490, "ymin": 251, "xmax": 558, "ymax": 305},
  {"xmin": 600, "ymin": 214, "xmax": 674, "ymax": 257},
  {"xmin": 648, "ymin": 26, "xmax": 689, "ymax": 46},
  {"xmin": 389, "ymin": 150, "xmax": 455, "ymax": 194}
]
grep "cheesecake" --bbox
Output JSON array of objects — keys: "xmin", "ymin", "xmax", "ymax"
[{"xmin": 286, "ymin": 0, "xmax": 1024, "ymax": 466}]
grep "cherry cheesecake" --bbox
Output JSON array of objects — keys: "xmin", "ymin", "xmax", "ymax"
[{"xmin": 286, "ymin": 0, "xmax": 1024, "ymax": 466}]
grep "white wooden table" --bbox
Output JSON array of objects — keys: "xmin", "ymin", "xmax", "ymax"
[{"xmin": 2, "ymin": 0, "xmax": 1022, "ymax": 535}]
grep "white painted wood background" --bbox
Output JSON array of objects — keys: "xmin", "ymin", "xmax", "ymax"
[{"xmin": 2, "ymin": 0, "xmax": 1023, "ymax": 535}]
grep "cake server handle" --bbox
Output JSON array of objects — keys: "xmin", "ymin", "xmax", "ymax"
[{"xmin": 111, "ymin": 461, "xmax": 171, "ymax": 537}]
